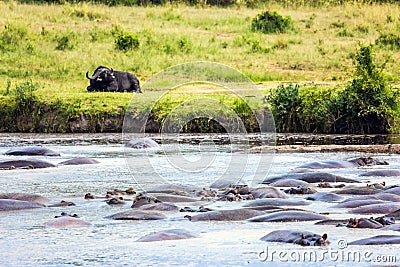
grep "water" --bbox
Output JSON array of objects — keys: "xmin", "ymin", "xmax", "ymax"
[{"xmin": 0, "ymin": 134, "xmax": 399, "ymax": 266}]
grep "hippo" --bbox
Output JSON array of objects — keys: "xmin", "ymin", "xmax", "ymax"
[
  {"xmin": 185, "ymin": 209, "xmax": 265, "ymax": 221},
  {"xmin": 385, "ymin": 186, "xmax": 400, "ymax": 195},
  {"xmin": 339, "ymin": 193, "xmax": 400, "ymax": 203},
  {"xmin": 243, "ymin": 198, "xmax": 311, "ymax": 207},
  {"xmin": 248, "ymin": 210, "xmax": 329, "ymax": 222},
  {"xmin": 209, "ymin": 178, "xmax": 243, "ymax": 189},
  {"xmin": 105, "ymin": 210, "xmax": 166, "ymax": 220},
  {"xmin": 315, "ymin": 219, "xmax": 349, "ymax": 225},
  {"xmin": 270, "ymin": 179, "xmax": 309, "ymax": 187},
  {"xmin": 0, "ymin": 159, "xmax": 56, "ymax": 169},
  {"xmin": 284, "ymin": 186, "xmax": 316, "ymax": 194},
  {"xmin": 58, "ymin": 157, "xmax": 99, "ymax": 165},
  {"xmin": 44, "ymin": 216, "xmax": 91, "ymax": 228},
  {"xmin": 106, "ymin": 197, "xmax": 125, "ymax": 205},
  {"xmin": 251, "ymin": 187, "xmax": 289, "ymax": 199},
  {"xmin": 138, "ymin": 203, "xmax": 179, "ymax": 211},
  {"xmin": 334, "ymin": 186, "xmax": 383, "ymax": 195},
  {"xmin": 334, "ymin": 199, "xmax": 391, "ymax": 209},
  {"xmin": 350, "ymin": 203, "xmax": 400, "ymax": 215},
  {"xmin": 260, "ymin": 230, "xmax": 330, "ymax": 246},
  {"xmin": 131, "ymin": 194, "xmax": 161, "ymax": 208},
  {"xmin": 152, "ymin": 194, "xmax": 198, "ymax": 203},
  {"xmin": 296, "ymin": 157, "xmax": 388, "ymax": 169},
  {"xmin": 147, "ymin": 184, "xmax": 200, "ymax": 195},
  {"xmin": 349, "ymin": 235, "xmax": 400, "ymax": 245},
  {"xmin": 136, "ymin": 229, "xmax": 198, "ymax": 242},
  {"xmin": 360, "ymin": 170, "xmax": 400, "ymax": 177},
  {"xmin": 385, "ymin": 209, "xmax": 400, "ymax": 219},
  {"xmin": 47, "ymin": 200, "xmax": 76, "ymax": 207},
  {"xmin": 381, "ymin": 224, "xmax": 400, "ymax": 231},
  {"xmin": 306, "ymin": 192, "xmax": 344, "ymax": 202},
  {"xmin": 4, "ymin": 146, "xmax": 60, "ymax": 156},
  {"xmin": 180, "ymin": 206, "xmax": 213, "ymax": 212},
  {"xmin": 0, "ymin": 193, "xmax": 49, "ymax": 204},
  {"xmin": 125, "ymin": 138, "xmax": 160, "ymax": 149},
  {"xmin": 262, "ymin": 172, "xmax": 359, "ymax": 184},
  {"xmin": 0, "ymin": 199, "xmax": 45, "ymax": 211},
  {"xmin": 343, "ymin": 217, "xmax": 385, "ymax": 229}
]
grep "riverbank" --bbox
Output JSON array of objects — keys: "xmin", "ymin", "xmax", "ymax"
[{"xmin": 1, "ymin": 2, "xmax": 399, "ymax": 134}]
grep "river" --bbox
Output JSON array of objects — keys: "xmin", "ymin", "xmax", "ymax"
[{"xmin": 0, "ymin": 133, "xmax": 399, "ymax": 266}]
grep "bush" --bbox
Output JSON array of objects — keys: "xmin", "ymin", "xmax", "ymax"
[
  {"xmin": 115, "ymin": 33, "xmax": 140, "ymax": 51},
  {"xmin": 333, "ymin": 45, "xmax": 399, "ymax": 133},
  {"xmin": 267, "ymin": 83, "xmax": 302, "ymax": 132},
  {"xmin": 0, "ymin": 23, "xmax": 28, "ymax": 51},
  {"xmin": 376, "ymin": 33, "xmax": 400, "ymax": 50},
  {"xmin": 55, "ymin": 33, "xmax": 75, "ymax": 50},
  {"xmin": 251, "ymin": 11, "xmax": 292, "ymax": 34}
]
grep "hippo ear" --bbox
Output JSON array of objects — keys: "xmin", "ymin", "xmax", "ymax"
[{"xmin": 322, "ymin": 233, "xmax": 327, "ymax": 240}]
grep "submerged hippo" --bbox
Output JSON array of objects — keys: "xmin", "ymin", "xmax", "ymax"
[
  {"xmin": 136, "ymin": 229, "xmax": 198, "ymax": 242},
  {"xmin": 296, "ymin": 157, "xmax": 388, "ymax": 169},
  {"xmin": 4, "ymin": 146, "xmax": 60, "ymax": 156},
  {"xmin": 350, "ymin": 203, "xmax": 400, "ymax": 215},
  {"xmin": 260, "ymin": 230, "xmax": 330, "ymax": 246},
  {"xmin": 360, "ymin": 170, "xmax": 400, "ymax": 177},
  {"xmin": 0, "ymin": 159, "xmax": 56, "ymax": 169},
  {"xmin": 243, "ymin": 198, "xmax": 311, "ymax": 208},
  {"xmin": 105, "ymin": 210, "xmax": 166, "ymax": 220},
  {"xmin": 262, "ymin": 172, "xmax": 359, "ymax": 184},
  {"xmin": 251, "ymin": 187, "xmax": 289, "ymax": 199},
  {"xmin": 306, "ymin": 192, "xmax": 344, "ymax": 202},
  {"xmin": 186, "ymin": 209, "xmax": 265, "ymax": 221},
  {"xmin": 248, "ymin": 210, "xmax": 328, "ymax": 222},
  {"xmin": 349, "ymin": 235, "xmax": 400, "ymax": 245},
  {"xmin": 138, "ymin": 203, "xmax": 179, "ymax": 211},
  {"xmin": 334, "ymin": 186, "xmax": 383, "ymax": 195},
  {"xmin": 44, "ymin": 216, "xmax": 91, "ymax": 228},
  {"xmin": 385, "ymin": 209, "xmax": 400, "ymax": 219},
  {"xmin": 125, "ymin": 138, "xmax": 160, "ymax": 149},
  {"xmin": 270, "ymin": 179, "xmax": 309, "ymax": 187},
  {"xmin": 0, "ymin": 193, "xmax": 49, "ymax": 204},
  {"xmin": 385, "ymin": 186, "xmax": 400, "ymax": 196},
  {"xmin": 334, "ymin": 199, "xmax": 391, "ymax": 209},
  {"xmin": 58, "ymin": 157, "xmax": 99, "ymax": 165},
  {"xmin": 0, "ymin": 199, "xmax": 45, "ymax": 211}
]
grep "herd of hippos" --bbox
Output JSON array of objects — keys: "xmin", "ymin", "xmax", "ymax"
[{"xmin": 1, "ymin": 138, "xmax": 400, "ymax": 245}]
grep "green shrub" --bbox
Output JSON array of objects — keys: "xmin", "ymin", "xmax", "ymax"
[
  {"xmin": 376, "ymin": 33, "xmax": 400, "ymax": 50},
  {"xmin": 267, "ymin": 83, "xmax": 302, "ymax": 132},
  {"xmin": 115, "ymin": 33, "xmax": 140, "ymax": 51},
  {"xmin": 0, "ymin": 23, "xmax": 27, "ymax": 51},
  {"xmin": 334, "ymin": 45, "xmax": 399, "ymax": 133},
  {"xmin": 55, "ymin": 33, "xmax": 75, "ymax": 50},
  {"xmin": 251, "ymin": 10, "xmax": 292, "ymax": 34}
]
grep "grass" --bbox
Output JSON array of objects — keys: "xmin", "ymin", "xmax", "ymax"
[{"xmin": 0, "ymin": 1, "xmax": 400, "ymax": 132}]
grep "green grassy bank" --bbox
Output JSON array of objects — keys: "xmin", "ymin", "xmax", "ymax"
[{"xmin": 0, "ymin": 2, "xmax": 399, "ymax": 133}]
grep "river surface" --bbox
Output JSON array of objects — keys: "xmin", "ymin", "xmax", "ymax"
[{"xmin": 0, "ymin": 134, "xmax": 399, "ymax": 266}]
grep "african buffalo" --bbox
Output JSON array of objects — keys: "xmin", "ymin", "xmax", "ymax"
[{"xmin": 86, "ymin": 66, "xmax": 142, "ymax": 93}]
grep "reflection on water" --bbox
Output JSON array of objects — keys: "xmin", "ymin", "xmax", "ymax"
[{"xmin": 0, "ymin": 134, "xmax": 399, "ymax": 266}]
